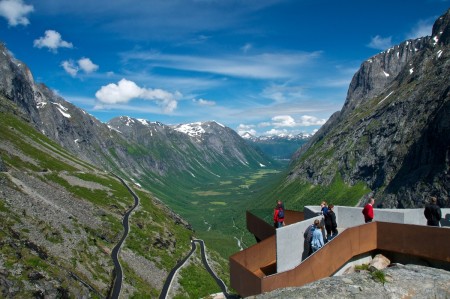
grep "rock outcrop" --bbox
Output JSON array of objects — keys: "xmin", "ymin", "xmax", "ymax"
[{"xmin": 253, "ymin": 264, "xmax": 450, "ymax": 299}]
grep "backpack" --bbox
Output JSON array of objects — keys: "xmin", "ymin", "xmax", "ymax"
[
  {"xmin": 278, "ymin": 208, "xmax": 284, "ymax": 219},
  {"xmin": 304, "ymin": 225, "xmax": 314, "ymax": 242}
]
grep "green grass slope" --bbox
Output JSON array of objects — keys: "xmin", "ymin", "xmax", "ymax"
[{"xmin": 0, "ymin": 104, "xmax": 227, "ymax": 298}]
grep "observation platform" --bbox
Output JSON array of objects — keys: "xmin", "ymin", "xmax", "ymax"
[{"xmin": 230, "ymin": 206, "xmax": 450, "ymax": 297}]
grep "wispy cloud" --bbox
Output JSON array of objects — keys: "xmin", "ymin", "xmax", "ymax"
[
  {"xmin": 241, "ymin": 43, "xmax": 252, "ymax": 53},
  {"xmin": 367, "ymin": 35, "xmax": 393, "ymax": 50},
  {"xmin": 122, "ymin": 50, "xmax": 322, "ymax": 79},
  {"xmin": 193, "ymin": 98, "xmax": 216, "ymax": 106},
  {"xmin": 406, "ymin": 18, "xmax": 434, "ymax": 39},
  {"xmin": 95, "ymin": 78, "xmax": 182, "ymax": 113},
  {"xmin": 0, "ymin": 0, "xmax": 33, "ymax": 26},
  {"xmin": 261, "ymin": 84, "xmax": 304, "ymax": 103},
  {"xmin": 33, "ymin": 0, "xmax": 286, "ymax": 41},
  {"xmin": 34, "ymin": 30, "xmax": 73, "ymax": 53}
]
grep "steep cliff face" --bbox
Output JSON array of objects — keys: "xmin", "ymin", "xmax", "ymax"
[{"xmin": 289, "ymin": 9, "xmax": 450, "ymax": 208}]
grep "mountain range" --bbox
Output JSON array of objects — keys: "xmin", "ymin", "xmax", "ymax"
[
  {"xmin": 242, "ymin": 132, "xmax": 311, "ymax": 161},
  {"xmin": 1, "ymin": 40, "xmax": 270, "ymax": 296},
  {"xmin": 0, "ymin": 7, "xmax": 449, "ymax": 298},
  {"xmin": 272, "ymin": 9, "xmax": 450, "ymax": 209}
]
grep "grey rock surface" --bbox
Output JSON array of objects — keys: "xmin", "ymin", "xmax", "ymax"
[{"xmin": 252, "ymin": 264, "xmax": 450, "ymax": 299}]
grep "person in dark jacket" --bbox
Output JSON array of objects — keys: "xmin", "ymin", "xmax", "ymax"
[
  {"xmin": 320, "ymin": 201, "xmax": 328, "ymax": 216},
  {"xmin": 324, "ymin": 204, "xmax": 338, "ymax": 241},
  {"xmin": 424, "ymin": 197, "xmax": 442, "ymax": 226}
]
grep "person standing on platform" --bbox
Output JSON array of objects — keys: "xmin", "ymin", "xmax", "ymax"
[
  {"xmin": 424, "ymin": 196, "xmax": 441, "ymax": 226},
  {"xmin": 362, "ymin": 197, "xmax": 375, "ymax": 223},
  {"xmin": 273, "ymin": 201, "xmax": 285, "ymax": 228}
]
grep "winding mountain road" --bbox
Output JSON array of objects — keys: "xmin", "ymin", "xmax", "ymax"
[
  {"xmin": 109, "ymin": 175, "xmax": 140, "ymax": 299},
  {"xmin": 107, "ymin": 175, "xmax": 231, "ymax": 298},
  {"xmin": 159, "ymin": 239, "xmax": 231, "ymax": 299}
]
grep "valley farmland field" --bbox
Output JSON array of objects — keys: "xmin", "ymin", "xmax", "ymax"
[{"xmin": 142, "ymin": 164, "xmax": 286, "ymax": 259}]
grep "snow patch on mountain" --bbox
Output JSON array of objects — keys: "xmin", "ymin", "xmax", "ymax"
[
  {"xmin": 174, "ymin": 122, "xmax": 206, "ymax": 138},
  {"xmin": 53, "ymin": 102, "xmax": 71, "ymax": 118},
  {"xmin": 137, "ymin": 118, "xmax": 150, "ymax": 126}
]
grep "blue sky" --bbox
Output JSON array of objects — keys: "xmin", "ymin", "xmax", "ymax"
[{"xmin": 0, "ymin": 0, "xmax": 448, "ymax": 136}]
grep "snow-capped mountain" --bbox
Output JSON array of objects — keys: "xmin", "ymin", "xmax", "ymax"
[
  {"xmin": 241, "ymin": 132, "xmax": 311, "ymax": 161},
  {"xmin": 241, "ymin": 132, "xmax": 312, "ymax": 142}
]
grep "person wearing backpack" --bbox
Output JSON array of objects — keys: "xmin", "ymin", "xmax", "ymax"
[
  {"xmin": 273, "ymin": 200, "xmax": 285, "ymax": 228},
  {"xmin": 311, "ymin": 220, "xmax": 325, "ymax": 253},
  {"xmin": 303, "ymin": 219, "xmax": 318, "ymax": 258}
]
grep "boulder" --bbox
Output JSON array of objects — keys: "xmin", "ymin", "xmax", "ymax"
[{"xmin": 368, "ymin": 254, "xmax": 390, "ymax": 271}]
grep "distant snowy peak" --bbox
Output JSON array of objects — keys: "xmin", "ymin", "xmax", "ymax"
[
  {"xmin": 241, "ymin": 132, "xmax": 255, "ymax": 140},
  {"xmin": 241, "ymin": 132, "xmax": 312, "ymax": 142},
  {"xmin": 116, "ymin": 116, "xmax": 164, "ymax": 127},
  {"xmin": 173, "ymin": 121, "xmax": 225, "ymax": 138}
]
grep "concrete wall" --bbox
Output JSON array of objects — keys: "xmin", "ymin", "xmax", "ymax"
[
  {"xmin": 276, "ymin": 206, "xmax": 450, "ymax": 273},
  {"xmin": 276, "ymin": 215, "xmax": 322, "ymax": 273}
]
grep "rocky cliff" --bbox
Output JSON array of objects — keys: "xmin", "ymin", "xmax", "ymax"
[{"xmin": 288, "ymin": 9, "xmax": 450, "ymax": 208}]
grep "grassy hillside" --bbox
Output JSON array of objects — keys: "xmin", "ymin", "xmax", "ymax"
[
  {"xmin": 254, "ymin": 168, "xmax": 370, "ymax": 212},
  {"xmin": 0, "ymin": 106, "xmax": 228, "ymax": 297}
]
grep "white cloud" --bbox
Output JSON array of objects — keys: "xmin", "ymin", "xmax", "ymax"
[
  {"xmin": 78, "ymin": 57, "xmax": 99, "ymax": 73},
  {"xmin": 0, "ymin": 0, "xmax": 33, "ymax": 26},
  {"xmin": 367, "ymin": 35, "xmax": 393, "ymax": 50},
  {"xmin": 61, "ymin": 60, "xmax": 78, "ymax": 77},
  {"xmin": 95, "ymin": 78, "xmax": 181, "ymax": 113},
  {"xmin": 272, "ymin": 115, "xmax": 296, "ymax": 127},
  {"xmin": 34, "ymin": 30, "xmax": 73, "ymax": 52},
  {"xmin": 237, "ymin": 123, "xmax": 255, "ymax": 130},
  {"xmin": 193, "ymin": 98, "xmax": 216, "ymax": 106},
  {"xmin": 237, "ymin": 123, "xmax": 256, "ymax": 136},
  {"xmin": 61, "ymin": 57, "xmax": 99, "ymax": 76},
  {"xmin": 264, "ymin": 128, "xmax": 288, "ymax": 136},
  {"xmin": 297, "ymin": 115, "xmax": 326, "ymax": 126},
  {"xmin": 268, "ymin": 114, "xmax": 326, "ymax": 128},
  {"xmin": 406, "ymin": 19, "xmax": 433, "ymax": 39}
]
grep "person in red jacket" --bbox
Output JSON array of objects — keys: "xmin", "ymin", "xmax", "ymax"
[
  {"xmin": 273, "ymin": 200, "xmax": 285, "ymax": 228},
  {"xmin": 362, "ymin": 197, "xmax": 375, "ymax": 223}
]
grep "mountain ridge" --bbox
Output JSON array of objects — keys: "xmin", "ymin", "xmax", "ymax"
[{"xmin": 285, "ymin": 9, "xmax": 450, "ymax": 208}]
